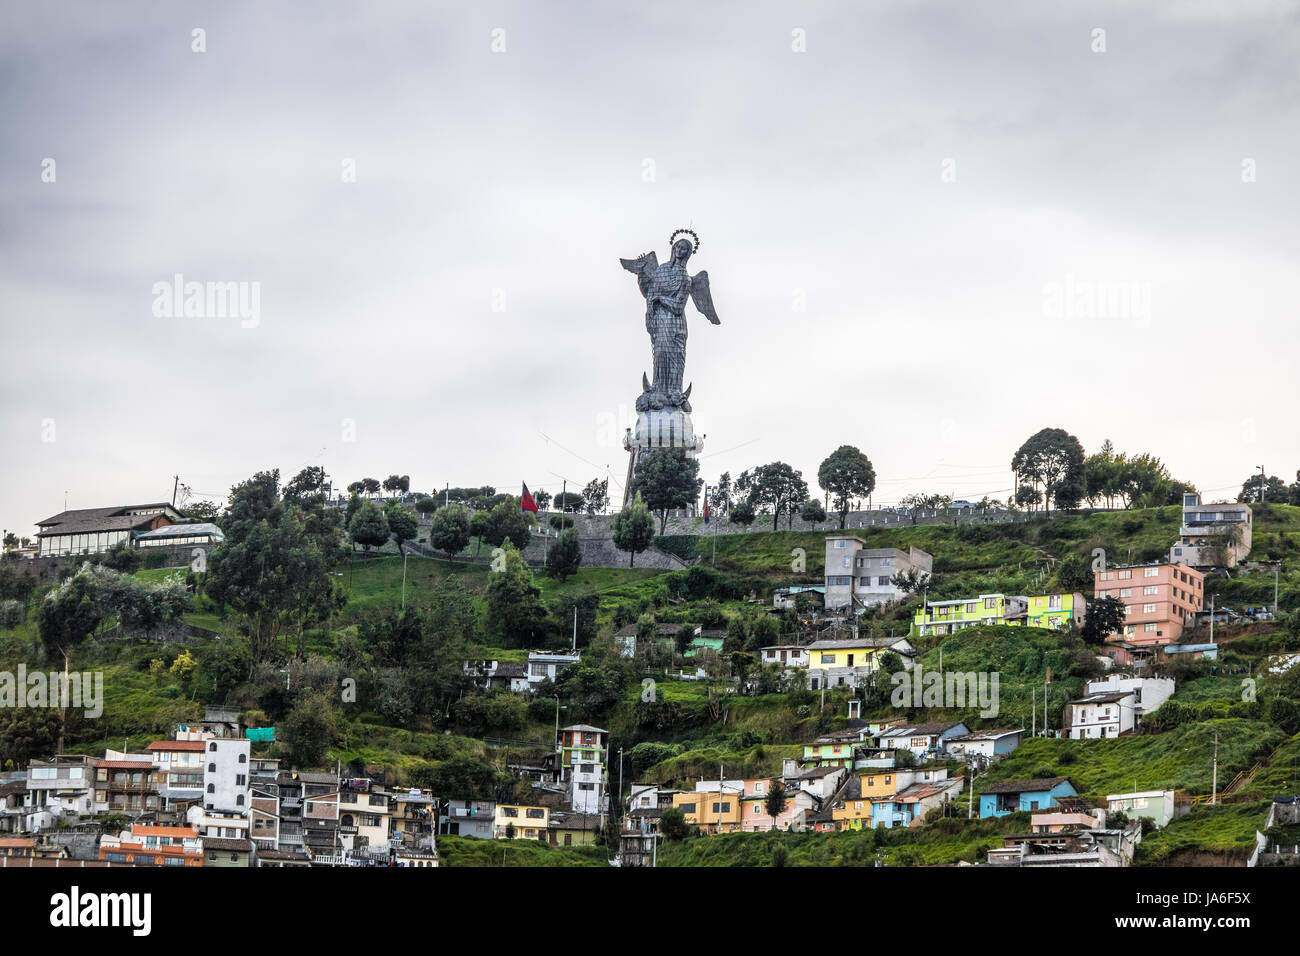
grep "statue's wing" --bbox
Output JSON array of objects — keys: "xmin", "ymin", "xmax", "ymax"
[
  {"xmin": 620, "ymin": 251, "xmax": 657, "ymax": 273},
  {"xmin": 620, "ymin": 252, "xmax": 657, "ymax": 297},
  {"xmin": 690, "ymin": 271, "xmax": 721, "ymax": 324}
]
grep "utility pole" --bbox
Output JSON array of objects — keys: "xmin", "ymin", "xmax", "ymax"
[
  {"xmin": 1259, "ymin": 465, "xmax": 1266, "ymax": 503},
  {"xmin": 1275, "ymin": 562, "xmax": 1281, "ymax": 618},
  {"xmin": 572, "ymin": 607, "xmax": 577, "ymax": 652},
  {"xmin": 1211, "ymin": 728, "xmax": 1219, "ymax": 805},
  {"xmin": 1209, "ymin": 594, "xmax": 1216, "ymax": 645},
  {"xmin": 172, "ymin": 475, "xmax": 180, "ymax": 508}
]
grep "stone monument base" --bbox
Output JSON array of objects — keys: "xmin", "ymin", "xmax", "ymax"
[{"xmin": 622, "ymin": 405, "xmax": 703, "ymax": 509}]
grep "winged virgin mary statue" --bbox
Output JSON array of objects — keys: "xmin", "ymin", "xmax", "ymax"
[{"xmin": 620, "ymin": 228, "xmax": 720, "ymax": 413}]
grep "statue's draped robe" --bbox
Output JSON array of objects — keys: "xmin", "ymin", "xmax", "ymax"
[{"xmin": 645, "ymin": 262, "xmax": 690, "ymax": 396}]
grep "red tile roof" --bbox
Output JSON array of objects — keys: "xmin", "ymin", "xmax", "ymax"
[{"xmin": 146, "ymin": 740, "xmax": 206, "ymax": 752}]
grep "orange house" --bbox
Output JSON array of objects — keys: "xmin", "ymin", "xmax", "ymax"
[
  {"xmin": 99, "ymin": 825, "xmax": 203, "ymax": 867},
  {"xmin": 1094, "ymin": 563, "xmax": 1203, "ymax": 646}
]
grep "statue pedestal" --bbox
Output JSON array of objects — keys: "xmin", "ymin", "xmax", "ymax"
[{"xmin": 621, "ymin": 406, "xmax": 703, "ymax": 510}]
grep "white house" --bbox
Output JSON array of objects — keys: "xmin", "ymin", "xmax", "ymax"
[
  {"xmin": 760, "ymin": 644, "xmax": 810, "ymax": 669},
  {"xmin": 203, "ymin": 737, "xmax": 251, "ymax": 816},
  {"xmin": 1065, "ymin": 691, "xmax": 1136, "ymax": 739},
  {"xmin": 1086, "ymin": 674, "xmax": 1175, "ymax": 718},
  {"xmin": 1106, "ymin": 789, "xmax": 1178, "ymax": 828},
  {"xmin": 527, "ymin": 650, "xmax": 580, "ymax": 689},
  {"xmin": 878, "ymin": 722, "xmax": 970, "ymax": 761},
  {"xmin": 942, "ymin": 728, "xmax": 1023, "ymax": 763}
]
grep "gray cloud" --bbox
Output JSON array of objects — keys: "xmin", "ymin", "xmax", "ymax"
[{"xmin": 2, "ymin": 0, "xmax": 1298, "ymax": 535}]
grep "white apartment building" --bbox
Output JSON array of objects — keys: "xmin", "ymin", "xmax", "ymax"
[{"xmin": 1170, "ymin": 493, "xmax": 1252, "ymax": 569}]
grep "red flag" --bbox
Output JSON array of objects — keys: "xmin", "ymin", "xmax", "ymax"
[{"xmin": 520, "ymin": 483, "xmax": 539, "ymax": 513}]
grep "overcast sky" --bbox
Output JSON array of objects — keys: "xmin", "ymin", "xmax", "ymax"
[{"xmin": 2, "ymin": 0, "xmax": 1299, "ymax": 536}]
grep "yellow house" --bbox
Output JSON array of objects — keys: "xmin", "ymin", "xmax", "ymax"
[
  {"xmin": 673, "ymin": 790, "xmax": 744, "ymax": 834},
  {"xmin": 495, "ymin": 804, "xmax": 549, "ymax": 840},
  {"xmin": 829, "ymin": 772, "xmax": 902, "ymax": 830},
  {"xmin": 859, "ymin": 771, "xmax": 902, "ymax": 799}
]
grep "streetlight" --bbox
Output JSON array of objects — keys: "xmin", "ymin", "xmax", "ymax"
[{"xmin": 400, "ymin": 550, "xmax": 409, "ymax": 609}]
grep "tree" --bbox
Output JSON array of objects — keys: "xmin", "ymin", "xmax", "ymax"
[
  {"xmin": 486, "ymin": 543, "xmax": 547, "ymax": 646},
  {"xmin": 1084, "ymin": 439, "xmax": 1125, "ymax": 508},
  {"xmin": 384, "ymin": 503, "xmax": 418, "ymax": 551},
  {"xmin": 1054, "ymin": 551, "xmax": 1093, "ymax": 593},
  {"xmin": 737, "ymin": 463, "xmax": 809, "ymax": 531},
  {"xmin": 890, "ymin": 567, "xmax": 931, "ymax": 596},
  {"xmin": 611, "ymin": 493, "xmax": 655, "ymax": 567},
  {"xmin": 660, "ymin": 806, "xmax": 688, "ymax": 841},
  {"xmin": 348, "ymin": 499, "xmax": 390, "ymax": 551},
  {"xmin": 429, "ymin": 503, "xmax": 471, "ymax": 558},
  {"xmin": 581, "ymin": 477, "xmax": 611, "ymax": 516},
  {"xmin": 1240, "ymin": 473, "xmax": 1287, "ymax": 504},
  {"xmin": 729, "ymin": 497, "xmax": 757, "ymax": 527},
  {"xmin": 716, "ymin": 472, "xmax": 732, "ymax": 513},
  {"xmin": 484, "ymin": 497, "xmax": 534, "ymax": 552},
  {"xmin": 415, "ymin": 497, "xmax": 439, "ymax": 516},
  {"xmin": 799, "ymin": 499, "xmax": 827, "ymax": 525},
  {"xmin": 469, "ymin": 509, "xmax": 491, "ymax": 557},
  {"xmin": 533, "ymin": 488, "xmax": 552, "ymax": 512},
  {"xmin": 554, "ymin": 491, "xmax": 585, "ymax": 513},
  {"xmin": 281, "ymin": 692, "xmax": 340, "ymax": 768},
  {"xmin": 764, "ymin": 779, "xmax": 787, "ymax": 830},
  {"xmin": 284, "ymin": 466, "xmax": 327, "ymax": 503},
  {"xmin": 2, "ymin": 532, "xmax": 18, "ymax": 552},
  {"xmin": 361, "ymin": 477, "xmax": 382, "ymax": 498},
  {"xmin": 899, "ymin": 492, "xmax": 953, "ymax": 524},
  {"xmin": 630, "ymin": 449, "xmax": 702, "ymax": 534},
  {"xmin": 181, "ymin": 500, "xmax": 221, "ymax": 522},
  {"xmin": 1082, "ymin": 595, "xmax": 1127, "ymax": 645},
  {"xmin": 546, "ymin": 528, "xmax": 583, "ymax": 581},
  {"xmin": 207, "ymin": 470, "xmax": 348, "ymax": 663},
  {"xmin": 817, "ymin": 445, "xmax": 877, "ymax": 529},
  {"xmin": 38, "ymin": 565, "xmax": 106, "ymax": 660},
  {"xmin": 1011, "ymin": 427, "xmax": 1085, "ymax": 515}
]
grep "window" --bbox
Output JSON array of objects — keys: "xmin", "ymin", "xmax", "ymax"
[
  {"xmin": 1143, "ymin": 586, "xmax": 1158, "ymax": 596},
  {"xmin": 1049, "ymin": 595, "xmax": 1062, "ymax": 610},
  {"xmin": 712, "ymin": 802, "xmax": 730, "ymax": 813},
  {"xmin": 501, "ymin": 807, "xmax": 518, "ymax": 817},
  {"xmin": 236, "ymin": 795, "xmax": 245, "ymax": 806},
  {"xmin": 984, "ymin": 598, "xmax": 996, "ymax": 609},
  {"xmin": 834, "ymin": 540, "xmax": 846, "ymax": 549},
  {"xmin": 680, "ymin": 803, "xmax": 696, "ymax": 814},
  {"xmin": 842, "ymin": 557, "xmax": 850, "ymax": 568},
  {"xmin": 877, "ymin": 576, "xmax": 890, "ymax": 586},
  {"xmin": 207, "ymin": 784, "xmax": 215, "ymax": 793},
  {"xmin": 1143, "ymin": 604, "xmax": 1156, "ymax": 613},
  {"xmin": 965, "ymin": 603, "xmax": 977, "ymax": 613},
  {"xmin": 1144, "ymin": 567, "xmax": 1158, "ymax": 577},
  {"xmin": 208, "ymin": 763, "xmax": 216, "ymax": 773},
  {"xmin": 578, "ymin": 783, "xmax": 594, "ymax": 791},
  {"xmin": 209, "ymin": 743, "xmax": 217, "ymax": 751},
  {"xmin": 238, "ymin": 754, "xmax": 247, "ymax": 763},
  {"xmin": 1119, "ymin": 570, "xmax": 1132, "ymax": 579},
  {"xmin": 1144, "ymin": 623, "xmax": 1157, "ymax": 632},
  {"xmin": 1120, "ymin": 588, "xmax": 1132, "ymax": 597}
]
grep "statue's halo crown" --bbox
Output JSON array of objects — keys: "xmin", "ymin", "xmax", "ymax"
[{"xmin": 669, "ymin": 228, "xmax": 700, "ymax": 254}]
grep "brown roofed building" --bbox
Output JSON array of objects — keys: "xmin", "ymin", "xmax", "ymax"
[{"xmin": 35, "ymin": 503, "xmax": 182, "ymax": 557}]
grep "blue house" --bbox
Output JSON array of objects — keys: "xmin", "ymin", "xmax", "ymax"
[{"xmin": 978, "ymin": 777, "xmax": 1077, "ymax": 819}]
